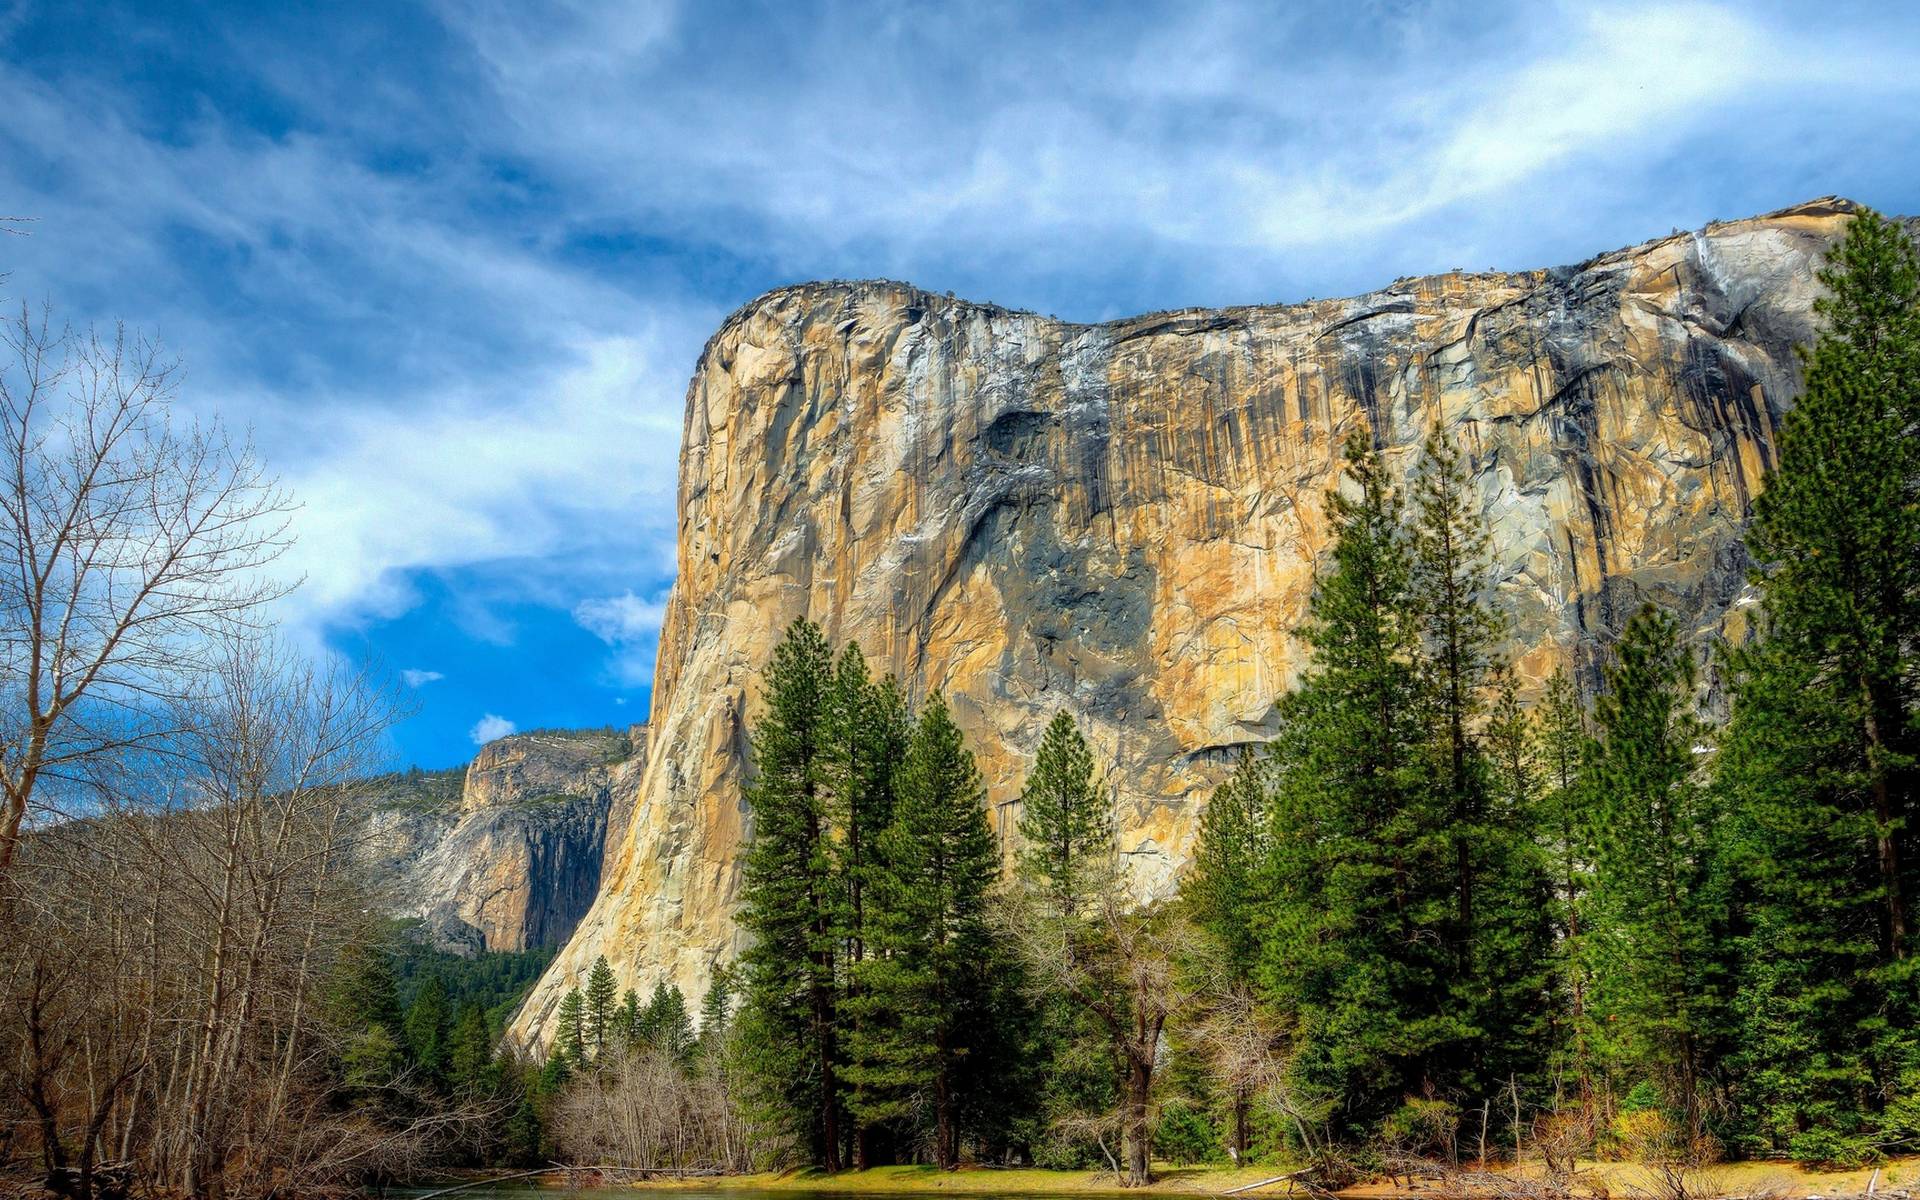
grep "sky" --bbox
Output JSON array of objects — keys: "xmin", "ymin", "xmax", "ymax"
[{"xmin": 3, "ymin": 0, "xmax": 1919, "ymax": 768}]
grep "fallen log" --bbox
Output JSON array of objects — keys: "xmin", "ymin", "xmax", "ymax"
[{"xmin": 1225, "ymin": 1171, "xmax": 1309, "ymax": 1195}]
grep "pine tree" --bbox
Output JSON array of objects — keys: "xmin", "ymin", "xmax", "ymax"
[
  {"xmin": 447, "ymin": 1002, "xmax": 495, "ymax": 1097},
  {"xmin": 699, "ymin": 966, "xmax": 734, "ymax": 1054},
  {"xmin": 1536, "ymin": 668, "xmax": 1596, "ymax": 1106},
  {"xmin": 1411, "ymin": 431, "xmax": 1507, "ymax": 980},
  {"xmin": 1584, "ymin": 607, "xmax": 1725, "ymax": 1132},
  {"xmin": 1475, "ymin": 671, "xmax": 1559, "ymax": 1096},
  {"xmin": 847, "ymin": 692, "xmax": 1001, "ymax": 1168},
  {"xmin": 1722, "ymin": 207, "xmax": 1920, "ymax": 1156},
  {"xmin": 555, "ymin": 985, "xmax": 588, "ymax": 1067},
  {"xmin": 1257, "ymin": 429, "xmax": 1461, "ymax": 1131},
  {"xmin": 329, "ymin": 938, "xmax": 405, "ymax": 1040},
  {"xmin": 404, "ymin": 974, "xmax": 453, "ymax": 1087},
  {"xmin": 639, "ymin": 981, "xmax": 695, "ymax": 1064},
  {"xmin": 1017, "ymin": 710, "xmax": 1111, "ymax": 920},
  {"xmin": 737, "ymin": 617, "xmax": 845, "ymax": 1169},
  {"xmin": 585, "ymin": 955, "xmax": 618, "ymax": 1062},
  {"xmin": 1188, "ymin": 748, "xmax": 1273, "ymax": 1160},
  {"xmin": 617, "ymin": 987, "xmax": 641, "ymax": 1045},
  {"xmin": 1188, "ymin": 747, "xmax": 1270, "ymax": 982},
  {"xmin": 823, "ymin": 647, "xmax": 910, "ymax": 1167}
]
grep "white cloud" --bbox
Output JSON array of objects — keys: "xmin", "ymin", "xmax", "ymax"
[
  {"xmin": 469, "ymin": 713, "xmax": 516, "ymax": 744},
  {"xmin": 5, "ymin": 0, "xmax": 1919, "ymax": 695},
  {"xmin": 400, "ymin": 668, "xmax": 445, "ymax": 688},
  {"xmin": 573, "ymin": 589, "xmax": 671, "ymax": 687}
]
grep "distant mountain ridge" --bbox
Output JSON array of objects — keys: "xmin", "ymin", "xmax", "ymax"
[{"xmin": 358, "ymin": 726, "xmax": 644, "ymax": 955}]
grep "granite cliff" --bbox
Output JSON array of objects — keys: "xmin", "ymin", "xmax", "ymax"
[
  {"xmin": 359, "ymin": 727, "xmax": 644, "ymax": 954},
  {"xmin": 511, "ymin": 197, "xmax": 1884, "ymax": 1044}
]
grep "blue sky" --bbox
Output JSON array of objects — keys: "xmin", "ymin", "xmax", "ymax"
[{"xmin": 4, "ymin": 1, "xmax": 1919, "ymax": 768}]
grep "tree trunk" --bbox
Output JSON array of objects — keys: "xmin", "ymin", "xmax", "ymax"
[
  {"xmin": 935, "ymin": 1056, "xmax": 955, "ymax": 1170},
  {"xmin": 1124, "ymin": 1053, "xmax": 1152, "ymax": 1187},
  {"xmin": 1231, "ymin": 1087, "xmax": 1250, "ymax": 1163},
  {"xmin": 1863, "ymin": 693, "xmax": 1909, "ymax": 960}
]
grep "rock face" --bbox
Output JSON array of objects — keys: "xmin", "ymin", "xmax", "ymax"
[
  {"xmin": 359, "ymin": 728, "xmax": 644, "ymax": 954},
  {"xmin": 512, "ymin": 198, "xmax": 1880, "ymax": 1045}
]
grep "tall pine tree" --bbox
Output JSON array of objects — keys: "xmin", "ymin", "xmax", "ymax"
[
  {"xmin": 1410, "ymin": 431, "xmax": 1506, "ymax": 980},
  {"xmin": 1723, "ymin": 207, "xmax": 1920, "ymax": 1156},
  {"xmin": 1017, "ymin": 710, "xmax": 1112, "ymax": 921},
  {"xmin": 1537, "ymin": 669, "xmax": 1596, "ymax": 1108},
  {"xmin": 847, "ymin": 693, "xmax": 1000, "ymax": 1168},
  {"xmin": 737, "ymin": 617, "xmax": 845, "ymax": 1168},
  {"xmin": 1257, "ymin": 429, "xmax": 1462, "ymax": 1132},
  {"xmin": 1583, "ymin": 607, "xmax": 1726, "ymax": 1134}
]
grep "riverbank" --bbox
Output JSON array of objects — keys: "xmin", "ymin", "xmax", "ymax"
[{"xmin": 492, "ymin": 1157, "xmax": 1920, "ymax": 1198}]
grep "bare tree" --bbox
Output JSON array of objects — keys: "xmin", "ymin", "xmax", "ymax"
[
  {"xmin": 1001, "ymin": 874, "xmax": 1201, "ymax": 1186},
  {"xmin": 0, "ymin": 305, "xmax": 294, "ymax": 882},
  {"xmin": 0, "ymin": 633, "xmax": 477, "ymax": 1200}
]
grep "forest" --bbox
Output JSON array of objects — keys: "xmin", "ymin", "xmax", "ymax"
[{"xmin": 3, "ymin": 210, "xmax": 1918, "ymax": 1198}]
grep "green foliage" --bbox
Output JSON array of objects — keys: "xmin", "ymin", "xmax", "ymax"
[
  {"xmin": 389, "ymin": 930, "xmax": 556, "ymax": 1034},
  {"xmin": 340, "ymin": 1025, "xmax": 407, "ymax": 1103},
  {"xmin": 845, "ymin": 692, "xmax": 1001, "ymax": 1167},
  {"xmin": 402, "ymin": 974, "xmax": 452, "ymax": 1086},
  {"xmin": 1582, "ymin": 606, "xmax": 1728, "ymax": 1127},
  {"xmin": 556, "ymin": 986, "xmax": 587, "ymax": 1067},
  {"xmin": 586, "ymin": 955, "xmax": 618, "ymax": 1059},
  {"xmin": 1154, "ymin": 1101, "xmax": 1227, "ymax": 1165},
  {"xmin": 1188, "ymin": 748, "xmax": 1270, "ymax": 981},
  {"xmin": 1720, "ymin": 207, "xmax": 1920, "ymax": 1157},
  {"xmin": 1017, "ymin": 709, "xmax": 1112, "ymax": 920},
  {"xmin": 1256, "ymin": 431, "xmax": 1466, "ymax": 1132},
  {"xmin": 736, "ymin": 617, "xmax": 845, "ymax": 1167},
  {"xmin": 328, "ymin": 937, "xmax": 405, "ymax": 1039},
  {"xmin": 636, "ymin": 980, "xmax": 695, "ymax": 1064},
  {"xmin": 446, "ymin": 1003, "xmax": 495, "ymax": 1097},
  {"xmin": 699, "ymin": 965, "xmax": 733, "ymax": 1053}
]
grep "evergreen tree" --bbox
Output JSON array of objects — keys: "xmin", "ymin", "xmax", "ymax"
[
  {"xmin": 1584, "ymin": 607, "xmax": 1726, "ymax": 1132},
  {"xmin": 585, "ymin": 955, "xmax": 618, "ymax": 1062},
  {"xmin": 1017, "ymin": 709, "xmax": 1112, "ymax": 920},
  {"xmin": 737, "ymin": 618, "xmax": 845, "ymax": 1169},
  {"xmin": 1536, "ymin": 668, "xmax": 1596, "ymax": 1106},
  {"xmin": 1188, "ymin": 747, "xmax": 1271, "ymax": 981},
  {"xmin": 1256, "ymin": 429, "xmax": 1462, "ymax": 1131},
  {"xmin": 617, "ymin": 987, "xmax": 641, "ymax": 1045},
  {"xmin": 555, "ymin": 985, "xmax": 587, "ymax": 1067},
  {"xmin": 1411, "ymin": 431, "xmax": 1506, "ymax": 979},
  {"xmin": 447, "ymin": 1002, "xmax": 495, "ymax": 1097},
  {"xmin": 403, "ymin": 974, "xmax": 453, "ymax": 1086},
  {"xmin": 699, "ymin": 966, "xmax": 734, "ymax": 1053},
  {"xmin": 1475, "ymin": 671, "xmax": 1559, "ymax": 1097},
  {"xmin": 847, "ymin": 693, "xmax": 1001, "ymax": 1168},
  {"xmin": 329, "ymin": 938, "xmax": 405, "ymax": 1040},
  {"xmin": 639, "ymin": 981, "xmax": 695, "ymax": 1064},
  {"xmin": 823, "ymin": 647, "xmax": 911, "ymax": 1166},
  {"xmin": 1722, "ymin": 208, "xmax": 1920, "ymax": 1157},
  {"xmin": 1188, "ymin": 748, "xmax": 1273, "ymax": 1160}
]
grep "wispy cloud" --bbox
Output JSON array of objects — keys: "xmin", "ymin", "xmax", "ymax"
[
  {"xmin": 4, "ymin": 0, "xmax": 1918, "ymax": 762},
  {"xmin": 574, "ymin": 590, "xmax": 672, "ymax": 687},
  {"xmin": 401, "ymin": 668, "xmax": 445, "ymax": 688},
  {"xmin": 469, "ymin": 713, "xmax": 516, "ymax": 745}
]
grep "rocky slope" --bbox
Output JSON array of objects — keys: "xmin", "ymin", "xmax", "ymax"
[
  {"xmin": 359, "ymin": 727, "xmax": 644, "ymax": 954},
  {"xmin": 512, "ymin": 197, "xmax": 1881, "ymax": 1045}
]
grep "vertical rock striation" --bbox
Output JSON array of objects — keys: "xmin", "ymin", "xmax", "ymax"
[{"xmin": 513, "ymin": 198, "xmax": 1887, "ymax": 1044}]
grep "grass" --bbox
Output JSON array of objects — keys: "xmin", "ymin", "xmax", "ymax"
[{"xmin": 609, "ymin": 1156, "xmax": 1920, "ymax": 1197}]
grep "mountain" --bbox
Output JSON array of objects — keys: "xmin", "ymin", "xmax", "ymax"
[
  {"xmin": 358, "ymin": 727, "xmax": 644, "ymax": 954},
  {"xmin": 509, "ymin": 197, "xmax": 1879, "ymax": 1045}
]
